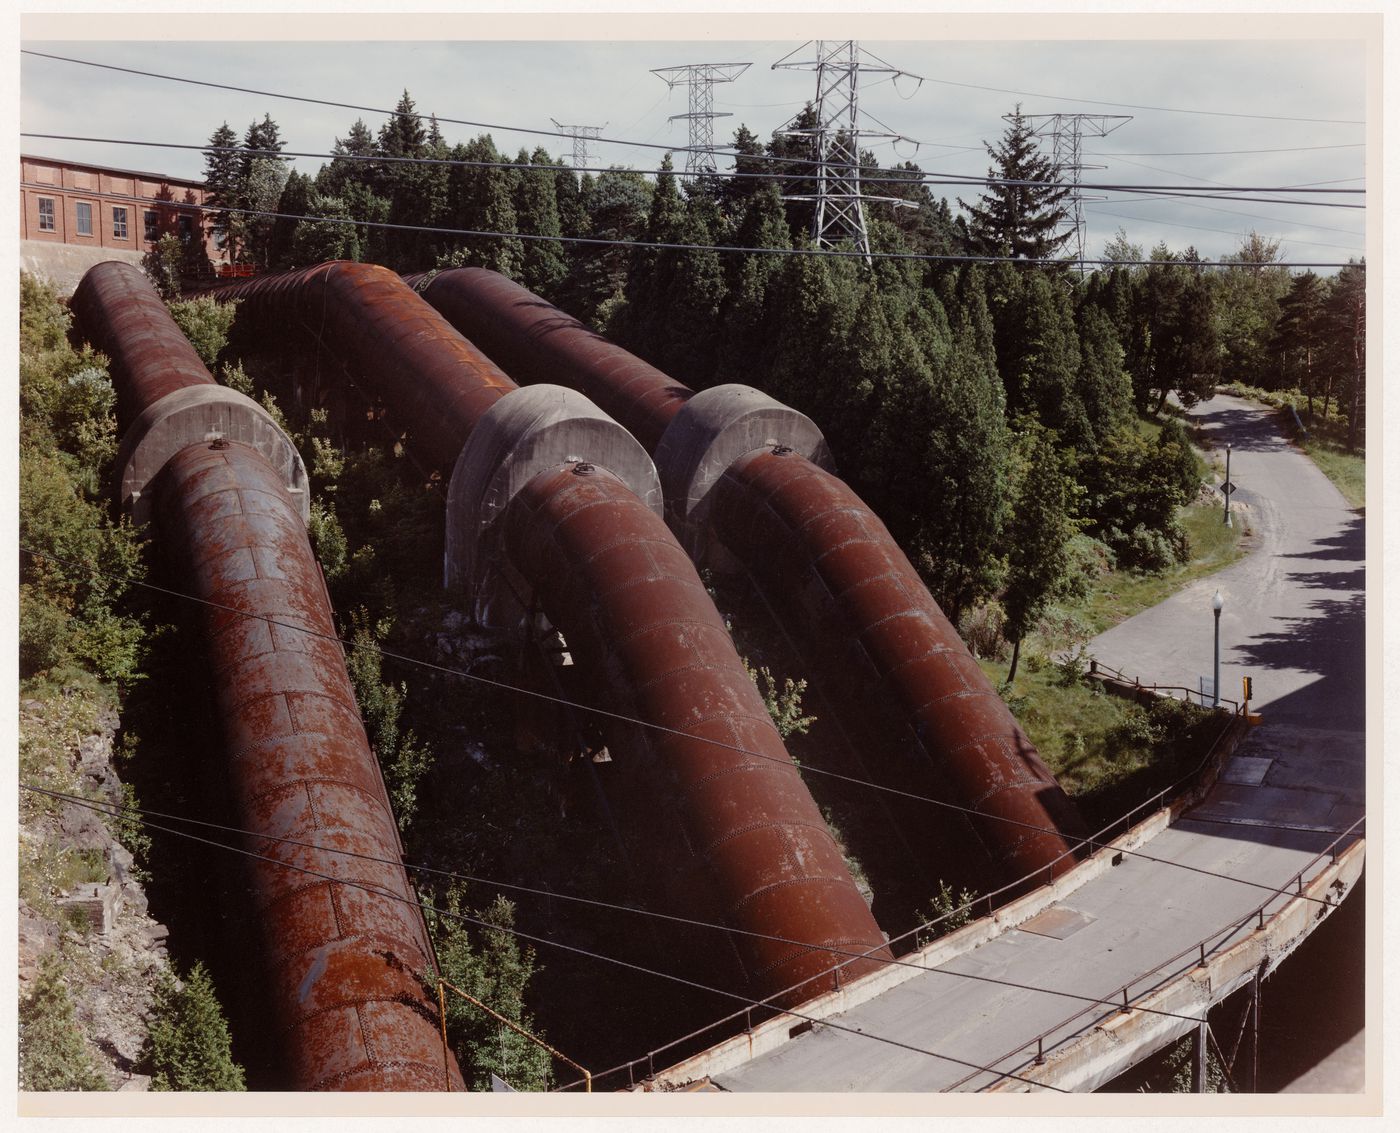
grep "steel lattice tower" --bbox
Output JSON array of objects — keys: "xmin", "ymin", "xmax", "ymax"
[
  {"xmin": 551, "ymin": 118, "xmax": 607, "ymax": 174},
  {"xmin": 1014, "ymin": 112, "xmax": 1132, "ymax": 271},
  {"xmin": 650, "ymin": 63, "xmax": 752, "ymax": 179},
  {"xmin": 773, "ymin": 41, "xmax": 922, "ymax": 264}
]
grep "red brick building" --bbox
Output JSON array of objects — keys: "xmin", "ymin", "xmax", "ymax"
[{"xmin": 20, "ymin": 154, "xmax": 221, "ymax": 290}]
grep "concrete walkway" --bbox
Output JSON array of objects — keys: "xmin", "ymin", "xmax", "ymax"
[{"xmin": 656, "ymin": 395, "xmax": 1366, "ymax": 1093}]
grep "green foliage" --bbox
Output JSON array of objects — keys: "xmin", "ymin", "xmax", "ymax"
[
  {"xmin": 959, "ymin": 108, "xmax": 1072, "ymax": 261},
  {"xmin": 19, "ymin": 954, "xmax": 109, "ymax": 1091},
  {"xmin": 218, "ymin": 360, "xmax": 255, "ymax": 396},
  {"xmin": 143, "ymin": 233, "xmax": 186, "ymax": 300},
  {"xmin": 345, "ymin": 609, "xmax": 432, "ymax": 832},
  {"xmin": 167, "ymin": 296, "xmax": 239, "ymax": 368},
  {"xmin": 914, "ymin": 880, "xmax": 979, "ymax": 947},
  {"xmin": 430, "ymin": 891, "xmax": 551, "ymax": 1091},
  {"xmin": 145, "ymin": 961, "xmax": 246, "ymax": 1091},
  {"xmin": 1002, "ymin": 425, "xmax": 1080, "ymax": 681},
  {"xmin": 742, "ymin": 658, "xmax": 816, "ymax": 739},
  {"xmin": 307, "ymin": 498, "xmax": 350, "ymax": 582}
]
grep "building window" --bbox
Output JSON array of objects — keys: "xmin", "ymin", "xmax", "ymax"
[
  {"xmin": 112, "ymin": 206, "xmax": 129, "ymax": 240},
  {"xmin": 178, "ymin": 215, "xmax": 193, "ymax": 243},
  {"xmin": 144, "ymin": 210, "xmax": 158, "ymax": 242},
  {"xmin": 76, "ymin": 201, "xmax": 94, "ymax": 236},
  {"xmin": 38, "ymin": 197, "xmax": 56, "ymax": 232}
]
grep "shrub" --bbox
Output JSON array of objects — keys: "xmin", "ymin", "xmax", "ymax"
[
  {"xmin": 19, "ymin": 954, "xmax": 108, "ymax": 1090},
  {"xmin": 167, "ymin": 296, "xmax": 239, "ymax": 368},
  {"xmin": 143, "ymin": 234, "xmax": 184, "ymax": 300}
]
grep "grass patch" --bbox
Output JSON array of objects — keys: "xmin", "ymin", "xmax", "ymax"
[
  {"xmin": 1301, "ymin": 435, "xmax": 1365, "ymax": 510},
  {"xmin": 979, "ymin": 653, "xmax": 1224, "ymax": 830}
]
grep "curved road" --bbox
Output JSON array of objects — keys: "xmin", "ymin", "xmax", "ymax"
[{"xmin": 1089, "ymin": 392, "xmax": 1365, "ymax": 731}]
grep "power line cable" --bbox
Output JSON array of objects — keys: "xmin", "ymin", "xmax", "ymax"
[
  {"xmin": 21, "ymin": 132, "xmax": 1366, "ymax": 203},
  {"xmin": 1089, "ymin": 143, "xmax": 1364, "ymax": 157},
  {"xmin": 1089, "ymin": 210, "xmax": 1364, "ymax": 254},
  {"xmin": 914, "ymin": 72, "xmax": 1364, "ymax": 125},
  {"xmin": 26, "ymin": 781, "xmax": 1288, "ymax": 1032},
  {"xmin": 19, "ymin": 543, "xmax": 1354, "ymax": 901},
  {"xmin": 15, "ymin": 782, "xmax": 1064, "ymax": 1091}
]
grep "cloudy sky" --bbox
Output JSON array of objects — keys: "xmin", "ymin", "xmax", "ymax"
[{"xmin": 19, "ymin": 9, "xmax": 1374, "ymax": 267}]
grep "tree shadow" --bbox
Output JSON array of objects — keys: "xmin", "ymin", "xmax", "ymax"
[
  {"xmin": 1190, "ymin": 402, "xmax": 1290, "ymax": 454},
  {"xmin": 1234, "ymin": 592, "xmax": 1365, "ymax": 727}
]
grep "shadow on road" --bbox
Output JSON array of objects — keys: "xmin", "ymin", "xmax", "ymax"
[{"xmin": 1192, "ymin": 401, "xmax": 1290, "ymax": 453}]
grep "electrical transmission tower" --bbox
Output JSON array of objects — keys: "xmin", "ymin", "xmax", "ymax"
[
  {"xmin": 551, "ymin": 118, "xmax": 607, "ymax": 174},
  {"xmin": 1015, "ymin": 112, "xmax": 1132, "ymax": 270},
  {"xmin": 773, "ymin": 41, "xmax": 923, "ymax": 264},
  {"xmin": 651, "ymin": 63, "xmax": 751, "ymax": 179}
]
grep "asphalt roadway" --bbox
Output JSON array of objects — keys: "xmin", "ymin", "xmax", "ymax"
[{"xmin": 702, "ymin": 394, "xmax": 1366, "ymax": 1093}]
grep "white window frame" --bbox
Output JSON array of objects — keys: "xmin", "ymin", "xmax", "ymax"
[
  {"xmin": 75, "ymin": 200, "xmax": 94, "ymax": 237},
  {"xmin": 37, "ymin": 196, "xmax": 56, "ymax": 232},
  {"xmin": 112, "ymin": 206, "xmax": 129, "ymax": 240}
]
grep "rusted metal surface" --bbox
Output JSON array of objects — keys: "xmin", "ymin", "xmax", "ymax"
[
  {"xmin": 711, "ymin": 450, "xmax": 1087, "ymax": 882},
  {"xmin": 206, "ymin": 262, "xmax": 517, "ymax": 471},
  {"xmin": 74, "ymin": 263, "xmax": 462, "ymax": 1090},
  {"xmin": 420, "ymin": 267, "xmax": 693, "ymax": 452},
  {"xmin": 154, "ymin": 441, "xmax": 463, "ymax": 1091},
  {"xmin": 503, "ymin": 462, "xmax": 892, "ymax": 1006},
  {"xmin": 70, "ymin": 260, "xmax": 216, "ymax": 433}
]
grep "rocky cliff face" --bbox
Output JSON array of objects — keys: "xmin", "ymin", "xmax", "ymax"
[{"xmin": 19, "ymin": 691, "xmax": 171, "ymax": 1091}]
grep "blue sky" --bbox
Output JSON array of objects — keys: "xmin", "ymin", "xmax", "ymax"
[{"xmin": 19, "ymin": 14, "xmax": 1373, "ymax": 266}]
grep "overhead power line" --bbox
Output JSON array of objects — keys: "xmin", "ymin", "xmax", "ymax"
[
  {"xmin": 19, "ymin": 543, "xmax": 1358, "ymax": 904},
  {"xmin": 16, "ymin": 782, "xmax": 1064, "ymax": 1092},
  {"xmin": 21, "ymin": 50, "xmax": 1367, "ymax": 195},
  {"xmin": 916, "ymin": 72, "xmax": 1365, "ymax": 126},
  {"xmin": 29, "ymin": 781, "xmax": 1297, "ymax": 1036},
  {"xmin": 21, "ymin": 132, "xmax": 1365, "ymax": 208},
  {"xmin": 1089, "ymin": 143, "xmax": 1365, "ymax": 157}
]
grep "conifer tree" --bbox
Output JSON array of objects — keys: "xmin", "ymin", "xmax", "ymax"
[
  {"xmin": 959, "ymin": 108, "xmax": 1072, "ymax": 262},
  {"xmin": 19, "ymin": 954, "xmax": 108, "ymax": 1090},
  {"xmin": 202, "ymin": 122, "xmax": 243, "ymax": 261},
  {"xmin": 1275, "ymin": 270, "xmax": 1327, "ymax": 419},
  {"xmin": 145, "ymin": 961, "xmax": 246, "ymax": 1092},
  {"xmin": 513, "ymin": 147, "xmax": 568, "ymax": 296}
]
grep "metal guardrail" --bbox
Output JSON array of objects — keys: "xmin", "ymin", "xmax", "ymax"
[
  {"xmin": 953, "ymin": 813, "xmax": 1365, "ymax": 1091},
  {"xmin": 553, "ymin": 668, "xmax": 1253, "ymax": 1092}
]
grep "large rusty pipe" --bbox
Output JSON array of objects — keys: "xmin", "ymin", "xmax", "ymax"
[
  {"xmin": 72, "ymin": 260, "xmax": 216, "ymax": 433},
  {"xmin": 205, "ymin": 262, "xmax": 516, "ymax": 471},
  {"xmin": 209, "ymin": 266, "xmax": 887, "ymax": 1005},
  {"xmin": 417, "ymin": 267, "xmax": 692, "ymax": 452},
  {"xmin": 154, "ymin": 443, "xmax": 462, "ymax": 1090},
  {"xmin": 74, "ymin": 263, "xmax": 463, "ymax": 1091},
  {"xmin": 710, "ymin": 450, "xmax": 1087, "ymax": 880},
  {"xmin": 502, "ymin": 463, "xmax": 891, "ymax": 1005},
  {"xmin": 417, "ymin": 268, "xmax": 1086, "ymax": 882}
]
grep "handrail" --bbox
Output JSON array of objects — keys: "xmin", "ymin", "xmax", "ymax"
[
  {"xmin": 1087, "ymin": 657, "xmax": 1243, "ymax": 713},
  {"xmin": 947, "ymin": 812, "xmax": 1366, "ymax": 1091},
  {"xmin": 557, "ymin": 685, "xmax": 1251, "ymax": 1092}
]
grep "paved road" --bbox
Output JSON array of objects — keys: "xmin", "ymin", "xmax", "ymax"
[
  {"xmin": 687, "ymin": 394, "xmax": 1367, "ymax": 1093},
  {"xmin": 1088, "ymin": 393, "xmax": 1364, "ymax": 729}
]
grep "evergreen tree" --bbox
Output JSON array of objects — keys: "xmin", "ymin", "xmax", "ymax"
[
  {"xmin": 318, "ymin": 117, "xmax": 378, "ymax": 198},
  {"xmin": 513, "ymin": 146, "xmax": 568, "ymax": 296},
  {"xmin": 1073, "ymin": 299, "xmax": 1133, "ymax": 449},
  {"xmin": 959, "ymin": 108, "xmax": 1073, "ymax": 262},
  {"xmin": 202, "ymin": 122, "xmax": 243, "ymax": 261},
  {"xmin": 556, "ymin": 168, "xmax": 651, "ymax": 327},
  {"xmin": 145, "ymin": 961, "xmax": 245, "ymax": 1091},
  {"xmin": 1215, "ymin": 231, "xmax": 1290, "ymax": 387},
  {"xmin": 1275, "ymin": 270, "xmax": 1328, "ymax": 419},
  {"xmin": 441, "ymin": 135, "xmax": 522, "ymax": 278},
  {"xmin": 431, "ymin": 891, "xmax": 551, "ymax": 1091},
  {"xmin": 1000, "ymin": 270, "xmax": 1091, "ymax": 448},
  {"xmin": 1323, "ymin": 260, "xmax": 1365, "ymax": 451},
  {"xmin": 1002, "ymin": 424, "xmax": 1078, "ymax": 683},
  {"xmin": 714, "ymin": 182, "xmax": 791, "ymax": 383}
]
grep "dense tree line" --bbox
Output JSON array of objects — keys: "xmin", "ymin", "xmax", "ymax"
[{"xmin": 200, "ymin": 102, "xmax": 1365, "ymax": 638}]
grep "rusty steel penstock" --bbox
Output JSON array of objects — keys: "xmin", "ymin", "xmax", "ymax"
[
  {"xmin": 420, "ymin": 267, "xmax": 694, "ymax": 453},
  {"xmin": 73, "ymin": 262, "xmax": 464, "ymax": 1092},
  {"xmin": 501, "ymin": 463, "xmax": 892, "ymax": 1006},
  {"xmin": 204, "ymin": 261, "xmax": 517, "ymax": 472}
]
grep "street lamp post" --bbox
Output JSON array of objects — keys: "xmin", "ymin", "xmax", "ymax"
[{"xmin": 1212, "ymin": 590, "xmax": 1224, "ymax": 707}]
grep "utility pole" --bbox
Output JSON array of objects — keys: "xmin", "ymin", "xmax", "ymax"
[
  {"xmin": 773, "ymin": 41, "xmax": 923, "ymax": 265},
  {"xmin": 650, "ymin": 63, "xmax": 751, "ymax": 180},
  {"xmin": 550, "ymin": 119, "xmax": 607, "ymax": 175},
  {"xmin": 1017, "ymin": 113, "xmax": 1131, "ymax": 272}
]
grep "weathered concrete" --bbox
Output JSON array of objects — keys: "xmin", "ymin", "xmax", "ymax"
[
  {"xmin": 115, "ymin": 384, "xmax": 309, "ymax": 526},
  {"xmin": 444, "ymin": 384, "xmax": 662, "ymax": 626},
  {"xmin": 652, "ymin": 384, "xmax": 832, "ymax": 557},
  {"xmin": 21, "ymin": 239, "xmax": 146, "ymax": 295}
]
